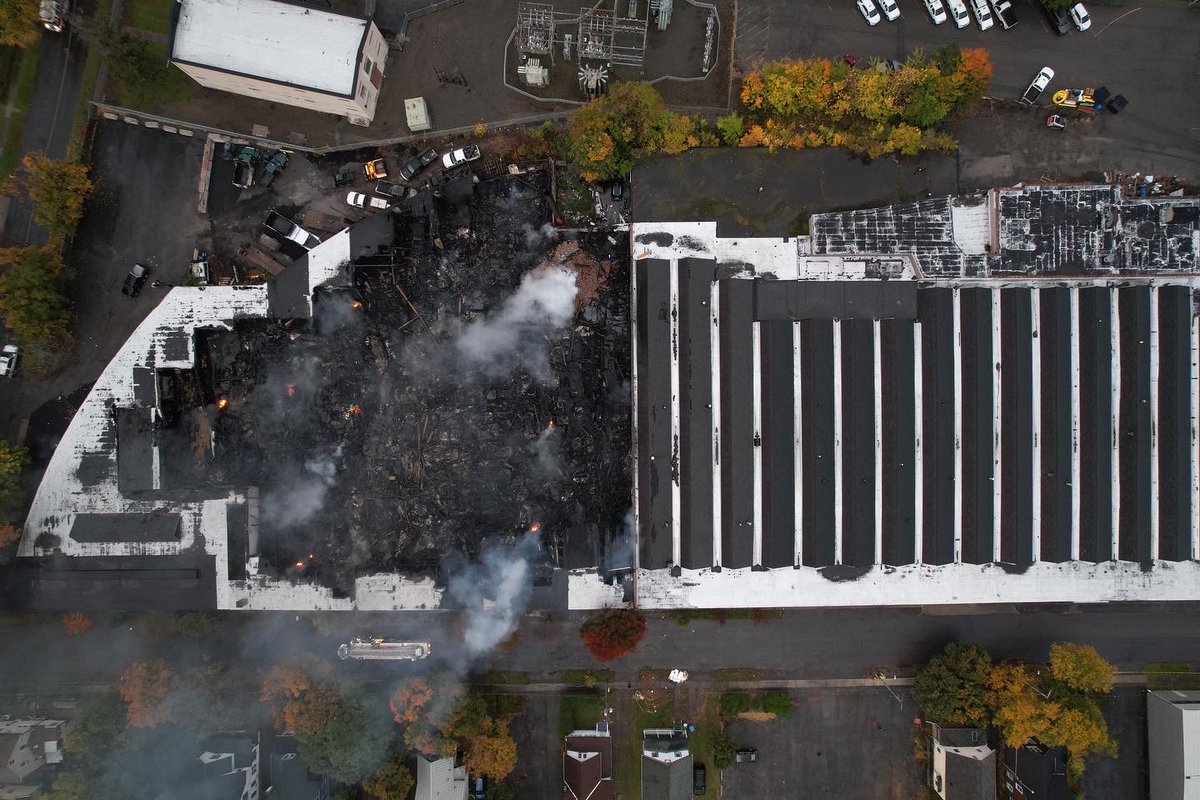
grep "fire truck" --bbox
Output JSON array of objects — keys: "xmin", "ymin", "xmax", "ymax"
[
  {"xmin": 337, "ymin": 637, "xmax": 432, "ymax": 661},
  {"xmin": 38, "ymin": 0, "xmax": 68, "ymax": 32}
]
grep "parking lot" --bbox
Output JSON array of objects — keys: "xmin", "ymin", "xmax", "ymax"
[
  {"xmin": 721, "ymin": 688, "xmax": 924, "ymax": 800},
  {"xmin": 0, "ymin": 122, "xmax": 207, "ymax": 444},
  {"xmin": 734, "ymin": 0, "xmax": 1200, "ymax": 183}
]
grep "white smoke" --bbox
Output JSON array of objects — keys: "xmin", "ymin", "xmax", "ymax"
[
  {"xmin": 445, "ymin": 535, "xmax": 541, "ymax": 660},
  {"xmin": 455, "ymin": 267, "xmax": 577, "ymax": 380},
  {"xmin": 263, "ymin": 447, "xmax": 342, "ymax": 528},
  {"xmin": 530, "ymin": 424, "xmax": 562, "ymax": 478}
]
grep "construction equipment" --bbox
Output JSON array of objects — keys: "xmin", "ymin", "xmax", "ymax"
[
  {"xmin": 1052, "ymin": 88, "xmax": 1096, "ymax": 112},
  {"xmin": 363, "ymin": 158, "xmax": 388, "ymax": 180}
]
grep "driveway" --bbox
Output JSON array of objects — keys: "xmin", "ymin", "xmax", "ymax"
[{"xmin": 733, "ymin": 0, "xmax": 1200, "ymax": 182}]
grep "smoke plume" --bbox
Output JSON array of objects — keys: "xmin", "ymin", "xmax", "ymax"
[
  {"xmin": 262, "ymin": 447, "xmax": 342, "ymax": 529},
  {"xmin": 455, "ymin": 267, "xmax": 578, "ymax": 380},
  {"xmin": 444, "ymin": 534, "xmax": 541, "ymax": 660}
]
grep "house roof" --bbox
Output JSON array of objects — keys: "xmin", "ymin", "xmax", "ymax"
[
  {"xmin": 564, "ymin": 731, "xmax": 613, "ymax": 800},
  {"xmin": 416, "ymin": 754, "xmax": 469, "ymax": 800},
  {"xmin": 0, "ymin": 719, "xmax": 65, "ymax": 784},
  {"xmin": 1005, "ymin": 742, "xmax": 1074, "ymax": 800},
  {"xmin": 267, "ymin": 735, "xmax": 327, "ymax": 800},
  {"xmin": 171, "ymin": 0, "xmax": 370, "ymax": 96},
  {"xmin": 640, "ymin": 754, "xmax": 692, "ymax": 800}
]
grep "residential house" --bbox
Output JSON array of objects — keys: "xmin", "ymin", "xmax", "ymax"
[
  {"xmin": 0, "ymin": 718, "xmax": 65, "ymax": 787},
  {"xmin": 416, "ymin": 754, "xmax": 469, "ymax": 800},
  {"xmin": 187, "ymin": 732, "xmax": 260, "ymax": 800},
  {"xmin": 563, "ymin": 722, "xmax": 613, "ymax": 800},
  {"xmin": 928, "ymin": 723, "xmax": 996, "ymax": 800},
  {"xmin": 265, "ymin": 735, "xmax": 328, "ymax": 800},
  {"xmin": 1147, "ymin": 689, "xmax": 1200, "ymax": 800},
  {"xmin": 1002, "ymin": 739, "xmax": 1072, "ymax": 800},
  {"xmin": 169, "ymin": 0, "xmax": 389, "ymax": 126},
  {"xmin": 641, "ymin": 728, "xmax": 691, "ymax": 800}
]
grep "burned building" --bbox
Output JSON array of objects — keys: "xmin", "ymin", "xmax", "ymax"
[
  {"xmin": 632, "ymin": 185, "xmax": 1200, "ymax": 608},
  {"xmin": 11, "ymin": 172, "xmax": 630, "ymax": 611}
]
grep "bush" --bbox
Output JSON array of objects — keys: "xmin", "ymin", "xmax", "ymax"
[
  {"xmin": 712, "ymin": 732, "xmax": 737, "ymax": 768},
  {"xmin": 719, "ymin": 692, "xmax": 750, "ymax": 716},
  {"xmin": 763, "ymin": 690, "xmax": 791, "ymax": 717}
]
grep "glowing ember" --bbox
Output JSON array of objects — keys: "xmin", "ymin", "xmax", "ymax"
[
  {"xmin": 308, "ymin": 553, "xmax": 314, "ymax": 560},
  {"xmin": 294, "ymin": 561, "xmax": 304, "ymax": 569},
  {"xmin": 529, "ymin": 521, "xmax": 541, "ymax": 532},
  {"xmin": 216, "ymin": 397, "xmax": 229, "ymax": 410},
  {"xmin": 351, "ymin": 300, "xmax": 363, "ymax": 309},
  {"xmin": 286, "ymin": 384, "xmax": 296, "ymax": 397},
  {"xmin": 547, "ymin": 419, "xmax": 555, "ymax": 429},
  {"xmin": 347, "ymin": 404, "xmax": 363, "ymax": 416}
]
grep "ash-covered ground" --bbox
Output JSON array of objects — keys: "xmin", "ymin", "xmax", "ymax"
[{"xmin": 159, "ymin": 175, "xmax": 631, "ymax": 597}]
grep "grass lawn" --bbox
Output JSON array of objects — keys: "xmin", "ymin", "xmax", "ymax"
[
  {"xmin": 1145, "ymin": 662, "xmax": 1200, "ymax": 690},
  {"xmin": 112, "ymin": 41, "xmax": 194, "ymax": 112},
  {"xmin": 0, "ymin": 43, "xmax": 43, "ymax": 181},
  {"xmin": 559, "ymin": 689, "xmax": 606, "ymax": 739},
  {"xmin": 123, "ymin": 0, "xmax": 174, "ymax": 34},
  {"xmin": 67, "ymin": 0, "xmax": 113, "ymax": 159},
  {"xmin": 478, "ymin": 670, "xmax": 531, "ymax": 685},
  {"xmin": 686, "ymin": 693, "xmax": 723, "ymax": 799},
  {"xmin": 554, "ymin": 669, "xmax": 616, "ymax": 686}
]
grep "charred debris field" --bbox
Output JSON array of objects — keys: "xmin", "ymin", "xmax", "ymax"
[{"xmin": 160, "ymin": 176, "xmax": 632, "ymax": 597}]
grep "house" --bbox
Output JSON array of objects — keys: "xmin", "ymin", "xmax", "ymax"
[
  {"xmin": 641, "ymin": 728, "xmax": 691, "ymax": 800},
  {"xmin": 1002, "ymin": 739, "xmax": 1072, "ymax": 800},
  {"xmin": 1147, "ymin": 689, "xmax": 1200, "ymax": 800},
  {"xmin": 265, "ymin": 735, "xmax": 328, "ymax": 800},
  {"xmin": 168, "ymin": 0, "xmax": 389, "ymax": 126},
  {"xmin": 415, "ymin": 754, "xmax": 469, "ymax": 800},
  {"xmin": 188, "ymin": 732, "xmax": 260, "ymax": 800},
  {"xmin": 563, "ymin": 722, "xmax": 613, "ymax": 800},
  {"xmin": 0, "ymin": 718, "xmax": 65, "ymax": 786},
  {"xmin": 928, "ymin": 724, "xmax": 996, "ymax": 800}
]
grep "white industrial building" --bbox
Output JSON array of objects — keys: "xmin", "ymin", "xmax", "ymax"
[{"xmin": 169, "ymin": 0, "xmax": 388, "ymax": 126}]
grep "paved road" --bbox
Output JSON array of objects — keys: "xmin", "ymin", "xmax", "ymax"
[
  {"xmin": 3, "ymin": 603, "xmax": 1200, "ymax": 694},
  {"xmin": 1, "ymin": 22, "xmax": 89, "ymax": 248}
]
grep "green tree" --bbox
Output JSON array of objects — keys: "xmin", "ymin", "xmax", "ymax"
[
  {"xmin": 0, "ymin": 0, "xmax": 39, "ymax": 48},
  {"xmin": 0, "ymin": 246, "xmax": 71, "ymax": 347},
  {"xmin": 566, "ymin": 82, "xmax": 674, "ymax": 181},
  {"xmin": 41, "ymin": 770, "xmax": 91, "ymax": 800},
  {"xmin": 5, "ymin": 152, "xmax": 93, "ymax": 238},
  {"xmin": 716, "ymin": 112, "xmax": 745, "ymax": 145},
  {"xmin": 914, "ymin": 642, "xmax": 993, "ymax": 726},
  {"xmin": 297, "ymin": 695, "xmax": 390, "ymax": 784},
  {"xmin": 363, "ymin": 756, "xmax": 415, "ymax": 800},
  {"xmin": 712, "ymin": 732, "xmax": 737, "ymax": 768},
  {"xmin": 0, "ymin": 440, "xmax": 29, "ymax": 523},
  {"xmin": 1048, "ymin": 643, "xmax": 1116, "ymax": 695},
  {"xmin": 64, "ymin": 694, "xmax": 126, "ymax": 769}
]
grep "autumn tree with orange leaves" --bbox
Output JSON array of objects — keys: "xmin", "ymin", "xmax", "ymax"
[
  {"xmin": 62, "ymin": 613, "xmax": 93, "ymax": 636},
  {"xmin": 735, "ymin": 45, "xmax": 992, "ymax": 158},
  {"xmin": 580, "ymin": 608, "xmax": 647, "ymax": 662},
  {"xmin": 119, "ymin": 659, "xmax": 177, "ymax": 727},
  {"xmin": 463, "ymin": 717, "xmax": 518, "ymax": 781}
]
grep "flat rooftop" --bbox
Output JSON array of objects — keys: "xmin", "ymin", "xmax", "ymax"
[
  {"xmin": 631, "ymin": 185, "xmax": 1200, "ymax": 608},
  {"xmin": 171, "ymin": 0, "xmax": 370, "ymax": 95}
]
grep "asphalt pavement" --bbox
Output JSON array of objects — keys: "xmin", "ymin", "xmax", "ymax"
[{"xmin": 1, "ymin": 22, "xmax": 89, "ymax": 248}]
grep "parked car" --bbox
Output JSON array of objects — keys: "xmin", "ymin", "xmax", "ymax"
[
  {"xmin": 375, "ymin": 180, "xmax": 407, "ymax": 199},
  {"xmin": 857, "ymin": 0, "xmax": 881, "ymax": 25},
  {"xmin": 472, "ymin": 776, "xmax": 486, "ymax": 800},
  {"xmin": 878, "ymin": 0, "xmax": 900, "ymax": 20},
  {"xmin": 1107, "ymin": 94, "xmax": 1128, "ymax": 114},
  {"xmin": 611, "ymin": 180, "xmax": 625, "ymax": 200},
  {"xmin": 346, "ymin": 191, "xmax": 391, "ymax": 210},
  {"xmin": 1041, "ymin": 1, "xmax": 1071, "ymax": 34},
  {"xmin": 989, "ymin": 0, "xmax": 1019, "ymax": 28},
  {"xmin": 946, "ymin": 0, "xmax": 971, "ymax": 27},
  {"xmin": 1021, "ymin": 66, "xmax": 1055, "ymax": 104},
  {"xmin": 923, "ymin": 0, "xmax": 948, "ymax": 24},
  {"xmin": 1068, "ymin": 1, "xmax": 1090, "ymax": 29},
  {"xmin": 0, "ymin": 345, "xmax": 19, "ymax": 378},
  {"xmin": 693, "ymin": 763, "xmax": 706, "ymax": 796},
  {"xmin": 969, "ymin": 0, "xmax": 994, "ymax": 29},
  {"xmin": 122, "ymin": 263, "xmax": 149, "ymax": 297},
  {"xmin": 441, "ymin": 144, "xmax": 482, "ymax": 169},
  {"xmin": 264, "ymin": 210, "xmax": 321, "ymax": 249},
  {"xmin": 1046, "ymin": 114, "xmax": 1068, "ymax": 130},
  {"xmin": 399, "ymin": 148, "xmax": 438, "ymax": 181},
  {"xmin": 735, "ymin": 748, "xmax": 758, "ymax": 763},
  {"xmin": 232, "ymin": 160, "xmax": 254, "ymax": 189}
]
